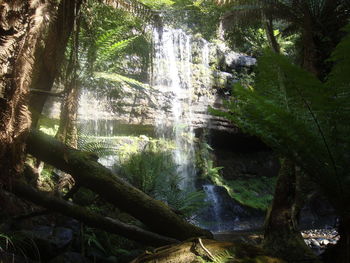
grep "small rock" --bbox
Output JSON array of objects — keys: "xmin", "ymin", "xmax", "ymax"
[
  {"xmin": 320, "ymin": 239, "xmax": 330, "ymax": 246},
  {"xmin": 310, "ymin": 239, "xmax": 320, "ymax": 247}
]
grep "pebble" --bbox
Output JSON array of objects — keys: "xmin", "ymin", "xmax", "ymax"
[
  {"xmin": 321, "ymin": 239, "xmax": 330, "ymax": 246},
  {"xmin": 302, "ymin": 228, "xmax": 338, "ymax": 255}
]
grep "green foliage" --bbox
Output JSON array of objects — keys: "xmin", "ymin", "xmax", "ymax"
[
  {"xmin": 118, "ymin": 146, "xmax": 205, "ymax": 217},
  {"xmin": 77, "ymin": 133, "xmax": 118, "ymax": 159},
  {"xmin": 77, "ymin": 1, "xmax": 152, "ymax": 104},
  {"xmin": 196, "ymin": 140, "xmax": 223, "ymax": 180},
  {"xmin": 37, "ymin": 116, "xmax": 59, "ymax": 136},
  {"xmin": 225, "ymin": 27, "xmax": 297, "ymax": 58},
  {"xmin": 95, "ymin": 30, "xmax": 139, "ymax": 63},
  {"xmin": 196, "ymin": 139, "xmax": 274, "ymax": 210},
  {"xmin": 119, "ymin": 149, "xmax": 176, "ymax": 194},
  {"xmin": 81, "ymin": 226, "xmax": 138, "ymax": 261},
  {"xmin": 0, "ymin": 231, "xmax": 41, "ymax": 261},
  {"xmin": 211, "ymin": 25, "xmax": 350, "ymax": 214},
  {"xmin": 139, "ymin": 0, "xmax": 175, "ymax": 9},
  {"xmin": 213, "ymin": 175, "xmax": 276, "ymax": 210},
  {"xmin": 0, "ymin": 233, "xmax": 13, "ymax": 252}
]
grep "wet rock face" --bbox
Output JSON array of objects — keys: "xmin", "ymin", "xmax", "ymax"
[
  {"xmin": 299, "ymin": 195, "xmax": 337, "ymax": 230},
  {"xmin": 70, "ymin": 31, "xmax": 254, "ymax": 133},
  {"xmin": 213, "ymin": 41, "xmax": 257, "ymax": 70},
  {"xmin": 197, "ymin": 184, "xmax": 264, "ymax": 232},
  {"xmin": 214, "ymin": 149, "xmax": 279, "ymax": 180},
  {"xmin": 43, "ymin": 29, "xmax": 254, "ymax": 137}
]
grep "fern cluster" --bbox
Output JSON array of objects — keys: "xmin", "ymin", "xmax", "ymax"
[
  {"xmin": 211, "ymin": 25, "xmax": 350, "ymax": 215},
  {"xmin": 117, "ymin": 147, "xmax": 206, "ymax": 218}
]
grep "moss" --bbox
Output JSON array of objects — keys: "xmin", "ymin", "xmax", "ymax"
[
  {"xmin": 106, "ymin": 123, "xmax": 155, "ymax": 137},
  {"xmin": 210, "ymin": 175, "xmax": 277, "ymax": 210},
  {"xmin": 37, "ymin": 115, "xmax": 59, "ymax": 136}
]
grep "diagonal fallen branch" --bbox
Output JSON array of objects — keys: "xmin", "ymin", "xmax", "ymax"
[
  {"xmin": 26, "ymin": 129, "xmax": 212, "ymax": 241},
  {"xmin": 10, "ymin": 179, "xmax": 179, "ymax": 246}
]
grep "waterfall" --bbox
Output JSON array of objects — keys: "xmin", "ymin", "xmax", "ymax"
[
  {"xmin": 152, "ymin": 27, "xmax": 196, "ymax": 190},
  {"xmin": 73, "ymin": 24, "xmax": 251, "ymax": 232},
  {"xmin": 203, "ymin": 184, "xmax": 223, "ymax": 232},
  {"xmin": 151, "ymin": 26, "xmax": 254, "ymax": 232}
]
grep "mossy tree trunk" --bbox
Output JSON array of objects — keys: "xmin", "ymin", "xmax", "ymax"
[
  {"xmin": 26, "ymin": 129, "xmax": 212, "ymax": 241},
  {"xmin": 263, "ymin": 159, "xmax": 318, "ymax": 263},
  {"xmin": 29, "ymin": 0, "xmax": 82, "ymax": 127}
]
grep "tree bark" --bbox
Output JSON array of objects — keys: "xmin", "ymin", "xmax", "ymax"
[
  {"xmin": 26, "ymin": 129, "xmax": 213, "ymax": 241},
  {"xmin": 55, "ymin": 13, "xmax": 81, "ymax": 149},
  {"xmin": 263, "ymin": 159, "xmax": 318, "ymax": 263},
  {"xmin": 0, "ymin": 1, "xmax": 52, "ymax": 185},
  {"xmin": 263, "ymin": 15, "xmax": 280, "ymax": 54},
  {"xmin": 29, "ymin": 0, "xmax": 82, "ymax": 127},
  {"xmin": 10, "ymin": 178, "xmax": 179, "ymax": 246}
]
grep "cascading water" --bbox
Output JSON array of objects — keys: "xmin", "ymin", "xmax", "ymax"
[
  {"xmin": 203, "ymin": 184, "xmax": 223, "ymax": 231},
  {"xmin": 152, "ymin": 27, "xmax": 196, "ymax": 190},
  {"xmin": 152, "ymin": 26, "xmax": 235, "ymax": 231},
  {"xmin": 74, "ymin": 24, "xmax": 253, "ymax": 232}
]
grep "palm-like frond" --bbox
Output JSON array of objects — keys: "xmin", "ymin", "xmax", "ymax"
[
  {"xmin": 101, "ymin": 0, "xmax": 155, "ymax": 21},
  {"xmin": 94, "ymin": 72, "xmax": 148, "ymax": 89},
  {"xmin": 220, "ymin": 0, "xmax": 349, "ymax": 30},
  {"xmin": 96, "ymin": 30, "xmax": 139, "ymax": 62},
  {"xmin": 211, "ymin": 26, "xmax": 350, "ymax": 212}
]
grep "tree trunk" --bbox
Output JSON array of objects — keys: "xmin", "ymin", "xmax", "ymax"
[
  {"xmin": 263, "ymin": 159, "xmax": 318, "ymax": 263},
  {"xmin": 300, "ymin": 4, "xmax": 319, "ymax": 78},
  {"xmin": 26, "ymin": 129, "xmax": 212, "ymax": 241},
  {"xmin": 0, "ymin": 1, "xmax": 52, "ymax": 185},
  {"xmin": 10, "ymin": 178, "xmax": 179, "ymax": 246},
  {"xmin": 263, "ymin": 15, "xmax": 280, "ymax": 54},
  {"xmin": 323, "ymin": 214, "xmax": 350, "ymax": 263},
  {"xmin": 29, "ymin": 0, "xmax": 82, "ymax": 127},
  {"xmin": 55, "ymin": 15, "xmax": 80, "ymax": 148}
]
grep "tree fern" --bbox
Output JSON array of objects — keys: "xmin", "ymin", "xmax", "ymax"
[
  {"xmin": 94, "ymin": 71, "xmax": 148, "ymax": 89},
  {"xmin": 211, "ymin": 25, "xmax": 350, "ymax": 213},
  {"xmin": 96, "ymin": 29, "xmax": 139, "ymax": 62}
]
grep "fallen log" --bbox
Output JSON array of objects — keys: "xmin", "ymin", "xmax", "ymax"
[
  {"xmin": 11, "ymin": 179, "xmax": 179, "ymax": 246},
  {"xmin": 26, "ymin": 129, "xmax": 212, "ymax": 240},
  {"xmin": 130, "ymin": 238, "xmax": 287, "ymax": 263}
]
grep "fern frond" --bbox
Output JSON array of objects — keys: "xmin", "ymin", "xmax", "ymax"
[
  {"xmin": 97, "ymin": 36, "xmax": 139, "ymax": 61},
  {"xmin": 94, "ymin": 71, "xmax": 148, "ymax": 89},
  {"xmin": 212, "ymin": 26, "xmax": 350, "ymax": 211},
  {"xmin": 102, "ymin": 0, "xmax": 154, "ymax": 21}
]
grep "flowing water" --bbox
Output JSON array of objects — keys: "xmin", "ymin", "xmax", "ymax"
[
  {"xmin": 152, "ymin": 26, "xmax": 235, "ymax": 231},
  {"xmin": 152, "ymin": 27, "xmax": 197, "ymax": 190},
  {"xmin": 76, "ymin": 25, "xmax": 234, "ymax": 231}
]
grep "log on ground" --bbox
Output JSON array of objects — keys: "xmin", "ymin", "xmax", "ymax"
[
  {"xmin": 26, "ymin": 129, "xmax": 212, "ymax": 240},
  {"xmin": 131, "ymin": 238, "xmax": 287, "ymax": 263},
  {"xmin": 11, "ymin": 179, "xmax": 179, "ymax": 246}
]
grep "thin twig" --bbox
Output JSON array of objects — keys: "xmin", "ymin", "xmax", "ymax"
[{"xmin": 198, "ymin": 238, "xmax": 215, "ymax": 261}]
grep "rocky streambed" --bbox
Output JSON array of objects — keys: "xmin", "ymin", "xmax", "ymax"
[
  {"xmin": 302, "ymin": 228, "xmax": 339, "ymax": 255},
  {"xmin": 214, "ymin": 228, "xmax": 339, "ymax": 256}
]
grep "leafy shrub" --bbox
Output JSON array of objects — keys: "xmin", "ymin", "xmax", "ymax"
[{"xmin": 118, "ymin": 147, "xmax": 205, "ymax": 218}]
